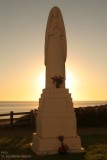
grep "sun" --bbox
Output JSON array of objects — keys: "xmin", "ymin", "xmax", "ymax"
[
  {"xmin": 37, "ymin": 71, "xmax": 45, "ymax": 89},
  {"xmin": 66, "ymin": 70, "xmax": 78, "ymax": 90},
  {"xmin": 36, "ymin": 69, "xmax": 78, "ymax": 92}
]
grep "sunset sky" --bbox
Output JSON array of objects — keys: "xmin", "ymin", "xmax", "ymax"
[{"xmin": 0, "ymin": 0, "xmax": 107, "ymax": 101}]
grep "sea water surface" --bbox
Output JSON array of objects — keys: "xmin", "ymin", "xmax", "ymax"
[{"xmin": 0, "ymin": 101, "xmax": 107, "ymax": 114}]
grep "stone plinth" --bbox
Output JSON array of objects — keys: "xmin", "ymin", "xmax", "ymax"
[{"xmin": 31, "ymin": 88, "xmax": 84, "ymax": 155}]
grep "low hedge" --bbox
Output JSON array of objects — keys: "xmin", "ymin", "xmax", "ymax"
[{"xmin": 75, "ymin": 104, "xmax": 107, "ymax": 127}]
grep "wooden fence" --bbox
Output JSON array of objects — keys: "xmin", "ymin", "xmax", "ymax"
[{"xmin": 0, "ymin": 109, "xmax": 37, "ymax": 127}]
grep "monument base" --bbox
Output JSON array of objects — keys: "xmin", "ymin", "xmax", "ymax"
[
  {"xmin": 31, "ymin": 88, "xmax": 85, "ymax": 155},
  {"xmin": 30, "ymin": 134, "xmax": 84, "ymax": 155}
]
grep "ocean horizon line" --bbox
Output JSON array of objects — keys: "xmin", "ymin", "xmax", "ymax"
[{"xmin": 0, "ymin": 101, "xmax": 107, "ymax": 114}]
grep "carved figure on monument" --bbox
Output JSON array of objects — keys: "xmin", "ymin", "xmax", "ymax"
[{"xmin": 45, "ymin": 7, "xmax": 67, "ymax": 88}]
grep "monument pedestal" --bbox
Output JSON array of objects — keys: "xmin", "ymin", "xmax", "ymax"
[{"xmin": 31, "ymin": 88, "xmax": 84, "ymax": 155}]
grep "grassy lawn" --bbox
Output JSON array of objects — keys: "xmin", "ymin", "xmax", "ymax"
[{"xmin": 0, "ymin": 135, "xmax": 107, "ymax": 160}]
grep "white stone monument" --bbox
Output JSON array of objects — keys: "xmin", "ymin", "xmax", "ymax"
[{"xmin": 31, "ymin": 6, "xmax": 84, "ymax": 155}]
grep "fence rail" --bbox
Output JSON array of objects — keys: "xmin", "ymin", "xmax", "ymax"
[{"xmin": 0, "ymin": 109, "xmax": 37, "ymax": 127}]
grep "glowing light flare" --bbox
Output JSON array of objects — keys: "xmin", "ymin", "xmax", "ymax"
[
  {"xmin": 36, "ymin": 69, "xmax": 78, "ymax": 91},
  {"xmin": 66, "ymin": 70, "xmax": 78, "ymax": 90},
  {"xmin": 36, "ymin": 71, "xmax": 45, "ymax": 90}
]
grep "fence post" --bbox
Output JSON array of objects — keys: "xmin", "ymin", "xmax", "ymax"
[
  {"xmin": 34, "ymin": 109, "xmax": 37, "ymax": 127},
  {"xmin": 10, "ymin": 111, "xmax": 13, "ymax": 127},
  {"xmin": 30, "ymin": 110, "xmax": 34, "ymax": 125}
]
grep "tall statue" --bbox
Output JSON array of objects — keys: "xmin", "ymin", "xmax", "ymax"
[
  {"xmin": 45, "ymin": 6, "xmax": 67, "ymax": 88},
  {"xmin": 31, "ymin": 6, "xmax": 84, "ymax": 155}
]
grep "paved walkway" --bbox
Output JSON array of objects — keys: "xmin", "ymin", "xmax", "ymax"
[{"xmin": 0, "ymin": 126, "xmax": 107, "ymax": 137}]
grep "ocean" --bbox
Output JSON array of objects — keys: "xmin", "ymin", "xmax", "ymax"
[{"xmin": 0, "ymin": 101, "xmax": 107, "ymax": 114}]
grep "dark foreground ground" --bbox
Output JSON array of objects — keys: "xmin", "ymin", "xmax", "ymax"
[
  {"xmin": 0, "ymin": 125, "xmax": 107, "ymax": 137},
  {"xmin": 0, "ymin": 125, "xmax": 35, "ymax": 137},
  {"xmin": 0, "ymin": 126, "xmax": 107, "ymax": 160}
]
